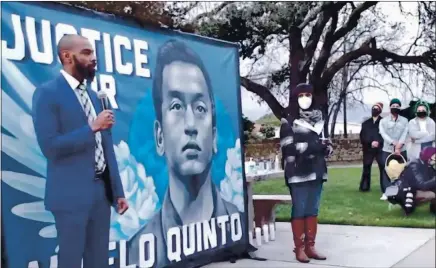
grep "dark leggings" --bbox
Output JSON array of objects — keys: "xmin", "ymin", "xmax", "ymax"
[
  {"xmin": 289, "ymin": 180, "xmax": 323, "ymax": 220},
  {"xmin": 360, "ymin": 150, "xmax": 384, "ymax": 192}
]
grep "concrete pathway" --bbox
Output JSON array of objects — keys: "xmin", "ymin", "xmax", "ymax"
[
  {"xmin": 392, "ymin": 237, "xmax": 435, "ymax": 268},
  {"xmin": 206, "ymin": 223, "xmax": 435, "ymax": 268}
]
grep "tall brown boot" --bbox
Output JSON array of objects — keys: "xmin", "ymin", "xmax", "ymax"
[
  {"xmin": 304, "ymin": 216, "xmax": 327, "ymax": 260},
  {"xmin": 291, "ymin": 219, "xmax": 310, "ymax": 263}
]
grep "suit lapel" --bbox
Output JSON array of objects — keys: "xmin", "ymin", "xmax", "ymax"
[{"xmin": 56, "ymin": 74, "xmax": 88, "ymax": 122}]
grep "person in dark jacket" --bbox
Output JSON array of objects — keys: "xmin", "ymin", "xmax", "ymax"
[
  {"xmin": 385, "ymin": 147, "xmax": 436, "ymax": 215},
  {"xmin": 280, "ymin": 83, "xmax": 333, "ymax": 263},
  {"xmin": 359, "ymin": 102, "xmax": 385, "ymax": 192},
  {"xmin": 412, "ymin": 147, "xmax": 436, "ymax": 213}
]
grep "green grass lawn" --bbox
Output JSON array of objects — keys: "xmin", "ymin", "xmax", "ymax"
[{"xmin": 252, "ymin": 167, "xmax": 436, "ymax": 228}]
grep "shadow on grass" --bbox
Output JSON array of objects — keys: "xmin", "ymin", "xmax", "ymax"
[{"xmin": 252, "ymin": 167, "xmax": 435, "ymax": 228}]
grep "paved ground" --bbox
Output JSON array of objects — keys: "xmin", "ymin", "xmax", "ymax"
[
  {"xmin": 206, "ymin": 223, "xmax": 435, "ymax": 268},
  {"xmin": 393, "ymin": 237, "xmax": 435, "ymax": 268}
]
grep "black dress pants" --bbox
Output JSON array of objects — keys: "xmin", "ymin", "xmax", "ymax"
[{"xmin": 359, "ymin": 149, "xmax": 384, "ymax": 192}]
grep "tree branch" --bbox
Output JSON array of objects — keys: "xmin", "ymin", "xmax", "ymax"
[
  {"xmin": 347, "ymin": 60, "xmax": 372, "ymax": 85},
  {"xmin": 321, "ymin": 38, "xmax": 375, "ymax": 88},
  {"xmin": 321, "ymin": 36, "xmax": 436, "ymax": 90},
  {"xmin": 298, "ymin": 3, "xmax": 325, "ymax": 29},
  {"xmin": 288, "ymin": 26, "xmax": 305, "ymax": 106},
  {"xmin": 332, "ymin": 2, "xmax": 378, "ymax": 42},
  {"xmin": 190, "ymin": 2, "xmax": 231, "ymax": 25},
  {"xmin": 405, "ymin": 26, "xmax": 424, "ymax": 56},
  {"xmin": 301, "ymin": 3, "xmax": 333, "ymax": 80},
  {"xmin": 328, "ymin": 102, "xmax": 337, "ymax": 119},
  {"xmin": 240, "ymin": 77, "xmax": 284, "ymax": 119},
  {"xmin": 310, "ymin": 2, "xmax": 350, "ymax": 83},
  {"xmin": 381, "ymin": 64, "xmax": 415, "ymax": 96},
  {"xmin": 311, "ymin": 12, "xmax": 339, "ymax": 81},
  {"xmin": 371, "ymin": 48, "xmax": 436, "ymax": 68}
]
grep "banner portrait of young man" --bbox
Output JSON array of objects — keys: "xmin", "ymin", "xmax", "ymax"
[{"xmin": 1, "ymin": 2, "xmax": 248, "ymax": 268}]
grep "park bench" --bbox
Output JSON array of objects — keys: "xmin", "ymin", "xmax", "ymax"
[
  {"xmin": 245, "ymin": 169, "xmax": 287, "ymax": 235},
  {"xmin": 252, "ymin": 194, "xmax": 292, "ymax": 230}
]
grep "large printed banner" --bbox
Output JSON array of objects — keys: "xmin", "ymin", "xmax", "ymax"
[{"xmin": 1, "ymin": 2, "xmax": 248, "ymax": 267}]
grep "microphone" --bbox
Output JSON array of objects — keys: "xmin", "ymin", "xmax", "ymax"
[{"xmin": 97, "ymin": 91, "xmax": 109, "ymax": 110}]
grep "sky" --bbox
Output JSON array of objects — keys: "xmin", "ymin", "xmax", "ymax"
[{"xmin": 238, "ymin": 2, "xmax": 435, "ymax": 121}]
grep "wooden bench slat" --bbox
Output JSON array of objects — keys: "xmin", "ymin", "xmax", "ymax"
[{"xmin": 253, "ymin": 194, "xmax": 292, "ymax": 201}]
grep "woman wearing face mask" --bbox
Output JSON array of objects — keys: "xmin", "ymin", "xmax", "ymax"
[
  {"xmin": 408, "ymin": 101, "xmax": 436, "ymax": 161},
  {"xmin": 280, "ymin": 83, "xmax": 333, "ymax": 263}
]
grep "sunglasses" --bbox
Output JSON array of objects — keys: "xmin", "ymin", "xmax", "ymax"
[{"xmin": 298, "ymin": 93, "xmax": 312, "ymax": 98}]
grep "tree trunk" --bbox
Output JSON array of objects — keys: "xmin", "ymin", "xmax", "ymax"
[
  {"xmin": 325, "ymin": 102, "xmax": 337, "ymax": 132},
  {"xmin": 342, "ymin": 41, "xmax": 348, "ymax": 138},
  {"xmin": 343, "ymin": 94, "xmax": 347, "ymax": 137},
  {"xmin": 313, "ymin": 84, "xmax": 330, "ymax": 137},
  {"xmin": 330, "ymin": 98, "xmax": 342, "ymax": 137}
]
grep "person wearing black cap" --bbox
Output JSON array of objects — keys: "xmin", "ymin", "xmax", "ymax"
[
  {"xmin": 359, "ymin": 102, "xmax": 385, "ymax": 192},
  {"xmin": 280, "ymin": 83, "xmax": 333, "ymax": 263},
  {"xmin": 379, "ymin": 98, "xmax": 409, "ymax": 192}
]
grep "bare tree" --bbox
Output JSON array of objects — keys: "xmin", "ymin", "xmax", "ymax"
[
  {"xmin": 186, "ymin": 2, "xmax": 435, "ymax": 134},
  {"xmin": 61, "ymin": 1, "xmax": 436, "ymax": 137}
]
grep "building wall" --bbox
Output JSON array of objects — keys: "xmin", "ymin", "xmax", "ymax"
[{"xmin": 244, "ymin": 136, "xmax": 363, "ymax": 164}]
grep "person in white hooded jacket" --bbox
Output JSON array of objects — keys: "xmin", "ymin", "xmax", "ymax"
[{"xmin": 408, "ymin": 101, "xmax": 435, "ymax": 161}]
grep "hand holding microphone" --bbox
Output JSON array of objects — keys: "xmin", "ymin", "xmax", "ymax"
[
  {"xmin": 91, "ymin": 91, "xmax": 115, "ymax": 132},
  {"xmin": 98, "ymin": 90, "xmax": 109, "ymax": 110}
]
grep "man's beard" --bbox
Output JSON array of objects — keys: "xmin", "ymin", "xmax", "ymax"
[{"xmin": 73, "ymin": 55, "xmax": 95, "ymax": 80}]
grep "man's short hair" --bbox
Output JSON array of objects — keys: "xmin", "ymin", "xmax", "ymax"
[
  {"xmin": 57, "ymin": 34, "xmax": 86, "ymax": 64},
  {"xmin": 152, "ymin": 39, "xmax": 216, "ymax": 127}
]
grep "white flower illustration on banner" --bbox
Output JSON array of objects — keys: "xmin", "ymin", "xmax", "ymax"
[
  {"xmin": 1, "ymin": 59, "xmax": 159, "ymax": 243},
  {"xmin": 220, "ymin": 139, "xmax": 245, "ymax": 212},
  {"xmin": 110, "ymin": 141, "xmax": 159, "ymax": 240}
]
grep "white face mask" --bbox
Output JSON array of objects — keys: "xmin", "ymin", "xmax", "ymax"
[{"xmin": 298, "ymin": 96, "xmax": 312, "ymax": 110}]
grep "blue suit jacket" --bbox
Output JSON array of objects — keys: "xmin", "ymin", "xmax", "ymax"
[{"xmin": 32, "ymin": 73, "xmax": 125, "ymax": 212}]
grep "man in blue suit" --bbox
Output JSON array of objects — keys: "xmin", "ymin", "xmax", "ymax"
[{"xmin": 32, "ymin": 34, "xmax": 128, "ymax": 268}]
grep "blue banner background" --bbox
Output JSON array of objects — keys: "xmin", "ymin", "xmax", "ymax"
[{"xmin": 1, "ymin": 2, "xmax": 247, "ymax": 267}]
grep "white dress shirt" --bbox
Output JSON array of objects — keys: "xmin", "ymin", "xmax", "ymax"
[{"xmin": 60, "ymin": 70, "xmax": 106, "ymax": 173}]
